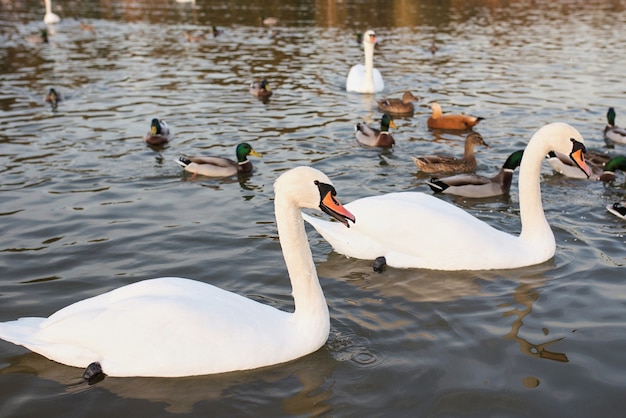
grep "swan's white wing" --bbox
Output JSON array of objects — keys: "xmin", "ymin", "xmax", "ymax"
[
  {"xmin": 346, "ymin": 64, "xmax": 366, "ymax": 92},
  {"xmin": 305, "ymin": 193, "xmax": 531, "ymax": 270},
  {"xmin": 372, "ymin": 68, "xmax": 384, "ymax": 92},
  {"xmin": 0, "ymin": 278, "xmax": 293, "ymax": 377}
]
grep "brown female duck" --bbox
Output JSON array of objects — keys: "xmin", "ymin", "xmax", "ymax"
[
  {"xmin": 412, "ymin": 132, "xmax": 489, "ymax": 174},
  {"xmin": 377, "ymin": 91, "xmax": 419, "ymax": 116}
]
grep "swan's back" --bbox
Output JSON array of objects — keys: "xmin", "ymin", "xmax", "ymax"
[
  {"xmin": 0, "ymin": 278, "xmax": 296, "ymax": 377},
  {"xmin": 346, "ymin": 65, "xmax": 384, "ymax": 93},
  {"xmin": 305, "ymin": 192, "xmax": 535, "ymax": 270}
]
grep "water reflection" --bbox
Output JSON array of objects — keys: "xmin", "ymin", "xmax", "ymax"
[
  {"xmin": 1, "ymin": 0, "xmax": 626, "ymax": 415},
  {"xmin": 1, "ymin": 348, "xmax": 336, "ymax": 415},
  {"xmin": 502, "ymin": 281, "xmax": 569, "ymax": 363}
]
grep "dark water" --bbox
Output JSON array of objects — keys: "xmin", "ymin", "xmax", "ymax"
[{"xmin": 1, "ymin": 0, "xmax": 625, "ymax": 416}]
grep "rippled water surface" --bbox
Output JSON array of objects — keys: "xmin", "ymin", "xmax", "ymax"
[{"xmin": 1, "ymin": 0, "xmax": 625, "ymax": 416}]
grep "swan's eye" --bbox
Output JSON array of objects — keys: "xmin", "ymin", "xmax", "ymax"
[
  {"xmin": 570, "ymin": 138, "xmax": 587, "ymax": 154},
  {"xmin": 315, "ymin": 181, "xmax": 336, "ymax": 198}
]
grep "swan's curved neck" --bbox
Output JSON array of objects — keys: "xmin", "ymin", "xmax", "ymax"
[
  {"xmin": 363, "ymin": 41, "xmax": 375, "ymax": 85},
  {"xmin": 518, "ymin": 133, "xmax": 553, "ymax": 244},
  {"xmin": 274, "ymin": 196, "xmax": 328, "ymax": 321},
  {"xmin": 45, "ymin": 0, "xmax": 53, "ymax": 13}
]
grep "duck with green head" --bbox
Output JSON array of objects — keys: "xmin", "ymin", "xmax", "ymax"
[
  {"xmin": 355, "ymin": 113, "xmax": 397, "ymax": 147},
  {"xmin": 250, "ymin": 79, "xmax": 272, "ymax": 98},
  {"xmin": 599, "ymin": 156, "xmax": 626, "ymax": 182},
  {"xmin": 176, "ymin": 143, "xmax": 262, "ymax": 178},
  {"xmin": 604, "ymin": 107, "xmax": 626, "ymax": 145},
  {"xmin": 144, "ymin": 118, "xmax": 172, "ymax": 146},
  {"xmin": 44, "ymin": 88, "xmax": 61, "ymax": 110}
]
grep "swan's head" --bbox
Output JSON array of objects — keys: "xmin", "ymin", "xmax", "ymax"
[
  {"xmin": 274, "ymin": 167, "xmax": 356, "ymax": 227},
  {"xmin": 362, "ymin": 30, "xmax": 377, "ymax": 46},
  {"xmin": 538, "ymin": 122, "xmax": 591, "ymax": 178}
]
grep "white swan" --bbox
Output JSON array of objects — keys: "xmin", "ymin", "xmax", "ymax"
[
  {"xmin": 346, "ymin": 30, "xmax": 384, "ymax": 93},
  {"xmin": 303, "ymin": 123, "xmax": 591, "ymax": 271},
  {"xmin": 43, "ymin": 0, "xmax": 61, "ymax": 24},
  {"xmin": 0, "ymin": 167, "xmax": 355, "ymax": 378}
]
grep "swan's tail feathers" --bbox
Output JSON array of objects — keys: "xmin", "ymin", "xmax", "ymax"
[
  {"xmin": 176, "ymin": 156, "xmax": 192, "ymax": 168},
  {"xmin": 0, "ymin": 317, "xmax": 45, "ymax": 347},
  {"xmin": 426, "ymin": 179, "xmax": 447, "ymax": 193}
]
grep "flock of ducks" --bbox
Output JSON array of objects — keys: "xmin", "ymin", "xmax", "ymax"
[{"xmin": 2, "ymin": 19, "xmax": 625, "ymax": 382}]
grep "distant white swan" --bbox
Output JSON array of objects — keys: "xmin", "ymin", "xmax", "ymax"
[
  {"xmin": 43, "ymin": 0, "xmax": 61, "ymax": 24},
  {"xmin": 346, "ymin": 29, "xmax": 384, "ymax": 93},
  {"xmin": 0, "ymin": 167, "xmax": 355, "ymax": 377},
  {"xmin": 304, "ymin": 123, "xmax": 591, "ymax": 271}
]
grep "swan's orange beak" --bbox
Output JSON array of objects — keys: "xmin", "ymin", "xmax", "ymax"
[
  {"xmin": 320, "ymin": 190, "xmax": 356, "ymax": 228},
  {"xmin": 569, "ymin": 140, "xmax": 591, "ymax": 179}
]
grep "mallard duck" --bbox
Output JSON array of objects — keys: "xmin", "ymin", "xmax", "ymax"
[
  {"xmin": 302, "ymin": 123, "xmax": 591, "ymax": 270},
  {"xmin": 27, "ymin": 29, "xmax": 49, "ymax": 44},
  {"xmin": 599, "ymin": 156, "xmax": 626, "ymax": 182},
  {"xmin": 250, "ymin": 79, "xmax": 273, "ymax": 98},
  {"xmin": 355, "ymin": 113, "xmax": 397, "ymax": 147},
  {"xmin": 427, "ymin": 102, "xmax": 484, "ymax": 130},
  {"xmin": 604, "ymin": 107, "xmax": 626, "ymax": 145},
  {"xmin": 429, "ymin": 41, "xmax": 439, "ymax": 55},
  {"xmin": 0, "ymin": 167, "xmax": 355, "ymax": 378},
  {"xmin": 346, "ymin": 29, "xmax": 384, "ymax": 94},
  {"xmin": 377, "ymin": 91, "xmax": 419, "ymax": 116},
  {"xmin": 176, "ymin": 143, "xmax": 262, "ymax": 178},
  {"xmin": 412, "ymin": 132, "xmax": 489, "ymax": 174},
  {"xmin": 80, "ymin": 21, "xmax": 95, "ymax": 32},
  {"xmin": 144, "ymin": 118, "xmax": 171, "ymax": 145},
  {"xmin": 184, "ymin": 31, "xmax": 206, "ymax": 42},
  {"xmin": 427, "ymin": 150, "xmax": 524, "ymax": 198},
  {"xmin": 44, "ymin": 0, "xmax": 60, "ymax": 24},
  {"xmin": 546, "ymin": 150, "xmax": 611, "ymax": 180},
  {"xmin": 44, "ymin": 88, "xmax": 62, "ymax": 109},
  {"xmin": 607, "ymin": 201, "xmax": 626, "ymax": 219}
]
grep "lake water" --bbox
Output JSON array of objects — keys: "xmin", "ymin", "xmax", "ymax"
[{"xmin": 1, "ymin": 0, "xmax": 625, "ymax": 416}]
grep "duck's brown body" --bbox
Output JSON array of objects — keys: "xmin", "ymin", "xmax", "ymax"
[
  {"xmin": 427, "ymin": 102, "xmax": 483, "ymax": 130},
  {"xmin": 413, "ymin": 132, "xmax": 488, "ymax": 174}
]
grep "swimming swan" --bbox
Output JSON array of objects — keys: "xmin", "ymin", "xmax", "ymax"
[
  {"xmin": 303, "ymin": 123, "xmax": 590, "ymax": 270},
  {"xmin": 346, "ymin": 30, "xmax": 384, "ymax": 93},
  {"xmin": 0, "ymin": 167, "xmax": 355, "ymax": 377},
  {"xmin": 44, "ymin": 0, "xmax": 61, "ymax": 24}
]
